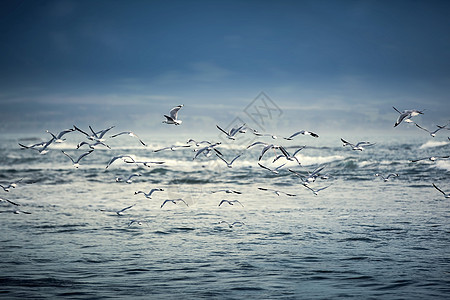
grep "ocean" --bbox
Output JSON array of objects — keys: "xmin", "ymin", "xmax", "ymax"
[{"xmin": 0, "ymin": 128, "xmax": 449, "ymax": 299}]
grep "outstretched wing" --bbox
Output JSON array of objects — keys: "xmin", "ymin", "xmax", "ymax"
[{"xmin": 169, "ymin": 105, "xmax": 183, "ymax": 120}]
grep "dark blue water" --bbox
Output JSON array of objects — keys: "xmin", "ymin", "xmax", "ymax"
[{"xmin": 0, "ymin": 131, "xmax": 449, "ymax": 299}]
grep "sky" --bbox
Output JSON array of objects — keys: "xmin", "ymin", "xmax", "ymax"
[{"xmin": 1, "ymin": 0, "xmax": 449, "ymax": 136}]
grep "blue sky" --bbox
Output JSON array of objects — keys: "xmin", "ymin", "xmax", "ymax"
[{"xmin": 1, "ymin": 0, "xmax": 449, "ymax": 135}]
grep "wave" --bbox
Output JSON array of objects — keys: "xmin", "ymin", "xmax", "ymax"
[{"xmin": 419, "ymin": 140, "xmax": 448, "ymax": 149}]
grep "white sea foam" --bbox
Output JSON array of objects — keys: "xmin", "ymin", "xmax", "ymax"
[{"xmin": 419, "ymin": 140, "xmax": 448, "ymax": 149}]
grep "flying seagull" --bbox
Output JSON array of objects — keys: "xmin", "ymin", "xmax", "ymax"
[
  {"xmin": 162, "ymin": 105, "xmax": 184, "ymax": 125},
  {"xmin": 115, "ymin": 173, "xmax": 141, "ymax": 184},
  {"xmin": 341, "ymin": 138, "xmax": 375, "ymax": 151},
  {"xmin": 134, "ymin": 188, "xmax": 164, "ymax": 199},
  {"xmin": 76, "ymin": 140, "xmax": 111, "ymax": 150},
  {"xmin": 110, "ymin": 131, "xmax": 147, "ymax": 146},
  {"xmin": 393, "ymin": 107, "xmax": 424, "ymax": 127},
  {"xmin": 218, "ymin": 221, "xmax": 245, "ymax": 228},
  {"xmin": 153, "ymin": 144, "xmax": 191, "ymax": 152},
  {"xmin": 284, "ymin": 130, "xmax": 319, "ymax": 140},
  {"xmin": 211, "ymin": 189, "xmax": 242, "ymax": 194},
  {"xmin": 160, "ymin": 199, "xmax": 189, "ymax": 208},
  {"xmin": 216, "ymin": 123, "xmax": 246, "ymax": 140},
  {"xmin": 258, "ymin": 187, "xmax": 296, "ymax": 196},
  {"xmin": 215, "ymin": 152, "xmax": 243, "ymax": 168},
  {"xmin": 45, "ymin": 128, "xmax": 75, "ymax": 143},
  {"xmin": 0, "ymin": 178, "xmax": 23, "ymax": 192},
  {"xmin": 105, "ymin": 155, "xmax": 136, "ymax": 169},
  {"xmin": 258, "ymin": 162, "xmax": 286, "ymax": 174},
  {"xmin": 410, "ymin": 155, "xmax": 449, "ymax": 163},
  {"xmin": 61, "ymin": 150, "xmax": 94, "ymax": 168},
  {"xmin": 116, "ymin": 204, "xmax": 135, "ymax": 216},
  {"xmin": 414, "ymin": 122, "xmax": 449, "ymax": 137},
  {"xmin": 218, "ymin": 199, "xmax": 244, "ymax": 207},
  {"xmin": 375, "ymin": 173, "xmax": 399, "ymax": 182}
]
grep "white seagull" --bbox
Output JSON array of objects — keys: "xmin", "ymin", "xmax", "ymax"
[
  {"xmin": 115, "ymin": 173, "xmax": 141, "ymax": 183},
  {"xmin": 110, "ymin": 131, "xmax": 147, "ymax": 146},
  {"xmin": 218, "ymin": 221, "xmax": 245, "ymax": 228},
  {"xmin": 46, "ymin": 128, "xmax": 75, "ymax": 143},
  {"xmin": 341, "ymin": 138, "xmax": 375, "ymax": 151},
  {"xmin": 414, "ymin": 122, "xmax": 449, "ymax": 137},
  {"xmin": 19, "ymin": 138, "xmax": 54, "ymax": 155},
  {"xmin": 258, "ymin": 162, "xmax": 286, "ymax": 174},
  {"xmin": 218, "ymin": 199, "xmax": 244, "ymax": 207},
  {"xmin": 303, "ymin": 184, "xmax": 331, "ymax": 196},
  {"xmin": 216, "ymin": 123, "xmax": 246, "ymax": 140},
  {"xmin": 410, "ymin": 155, "xmax": 449, "ymax": 163},
  {"xmin": 432, "ymin": 183, "xmax": 450, "ymax": 198},
  {"xmin": 134, "ymin": 188, "xmax": 164, "ymax": 199},
  {"xmin": 375, "ymin": 173, "xmax": 399, "ymax": 182},
  {"xmin": 61, "ymin": 150, "xmax": 94, "ymax": 168},
  {"xmin": 160, "ymin": 199, "xmax": 189, "ymax": 208},
  {"xmin": 116, "ymin": 204, "xmax": 135, "ymax": 216},
  {"xmin": 215, "ymin": 152, "xmax": 243, "ymax": 168},
  {"xmin": 211, "ymin": 189, "xmax": 242, "ymax": 194},
  {"xmin": 162, "ymin": 105, "xmax": 184, "ymax": 125},
  {"xmin": 193, "ymin": 142, "xmax": 222, "ymax": 160},
  {"xmin": 77, "ymin": 140, "xmax": 111, "ymax": 149},
  {"xmin": 0, "ymin": 178, "xmax": 23, "ymax": 192},
  {"xmin": 105, "ymin": 155, "xmax": 136, "ymax": 169},
  {"xmin": 284, "ymin": 130, "xmax": 319, "ymax": 140},
  {"xmin": 74, "ymin": 125, "xmax": 115, "ymax": 142},
  {"xmin": 393, "ymin": 107, "xmax": 424, "ymax": 127},
  {"xmin": 153, "ymin": 144, "xmax": 191, "ymax": 152},
  {"xmin": 258, "ymin": 187, "xmax": 296, "ymax": 196}
]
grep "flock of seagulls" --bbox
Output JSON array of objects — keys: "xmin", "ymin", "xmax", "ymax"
[{"xmin": 1, "ymin": 104, "xmax": 449, "ymax": 226}]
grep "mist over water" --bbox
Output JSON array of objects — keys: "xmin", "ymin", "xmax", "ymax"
[{"xmin": 0, "ymin": 127, "xmax": 449, "ymax": 299}]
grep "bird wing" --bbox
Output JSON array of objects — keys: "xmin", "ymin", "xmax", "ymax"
[
  {"xmin": 61, "ymin": 151, "xmax": 75, "ymax": 163},
  {"xmin": 216, "ymin": 125, "xmax": 230, "ymax": 136},
  {"xmin": 76, "ymin": 150, "xmax": 94, "ymax": 163},
  {"xmin": 432, "ymin": 183, "xmax": 446, "ymax": 195},
  {"xmin": 169, "ymin": 105, "xmax": 183, "ymax": 120}
]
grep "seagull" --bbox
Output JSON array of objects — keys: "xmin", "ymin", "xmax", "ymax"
[
  {"xmin": 341, "ymin": 138, "xmax": 375, "ymax": 151},
  {"xmin": 110, "ymin": 131, "xmax": 147, "ymax": 146},
  {"xmin": 116, "ymin": 204, "xmax": 135, "ymax": 216},
  {"xmin": 284, "ymin": 130, "xmax": 319, "ymax": 140},
  {"xmin": 272, "ymin": 146, "xmax": 306, "ymax": 165},
  {"xmin": 153, "ymin": 144, "xmax": 191, "ymax": 152},
  {"xmin": 246, "ymin": 141, "xmax": 269, "ymax": 149},
  {"xmin": 0, "ymin": 178, "xmax": 23, "ymax": 192},
  {"xmin": 393, "ymin": 107, "xmax": 424, "ymax": 127},
  {"xmin": 162, "ymin": 105, "xmax": 184, "ymax": 125},
  {"xmin": 414, "ymin": 122, "xmax": 449, "ymax": 137},
  {"xmin": 218, "ymin": 199, "xmax": 244, "ymax": 207},
  {"xmin": 250, "ymin": 129, "xmax": 277, "ymax": 139},
  {"xmin": 19, "ymin": 138, "xmax": 54, "ymax": 155},
  {"xmin": 77, "ymin": 140, "xmax": 111, "ymax": 149},
  {"xmin": 128, "ymin": 219, "xmax": 150, "ymax": 227},
  {"xmin": 160, "ymin": 199, "xmax": 189, "ymax": 208},
  {"xmin": 215, "ymin": 152, "xmax": 243, "ymax": 168},
  {"xmin": 303, "ymin": 184, "xmax": 331, "ymax": 196},
  {"xmin": 105, "ymin": 155, "xmax": 136, "ymax": 169},
  {"xmin": 218, "ymin": 221, "xmax": 245, "ymax": 228},
  {"xmin": 258, "ymin": 144, "xmax": 288, "ymax": 161},
  {"xmin": 410, "ymin": 155, "xmax": 449, "ymax": 163},
  {"xmin": 258, "ymin": 187, "xmax": 296, "ymax": 196},
  {"xmin": 13, "ymin": 209, "xmax": 32, "ymax": 215},
  {"xmin": 211, "ymin": 189, "xmax": 242, "ymax": 195},
  {"xmin": 46, "ymin": 128, "xmax": 75, "ymax": 143},
  {"xmin": 74, "ymin": 125, "xmax": 115, "ymax": 142},
  {"xmin": 186, "ymin": 139, "xmax": 212, "ymax": 146},
  {"xmin": 289, "ymin": 165, "xmax": 326, "ymax": 185},
  {"xmin": 375, "ymin": 173, "xmax": 399, "ymax": 182},
  {"xmin": 116, "ymin": 173, "xmax": 141, "ymax": 183},
  {"xmin": 432, "ymin": 183, "xmax": 450, "ymax": 198},
  {"xmin": 216, "ymin": 123, "xmax": 246, "ymax": 140},
  {"xmin": 193, "ymin": 142, "xmax": 222, "ymax": 160},
  {"xmin": 125, "ymin": 160, "xmax": 165, "ymax": 168},
  {"xmin": 61, "ymin": 150, "xmax": 94, "ymax": 168},
  {"xmin": 0, "ymin": 196, "xmax": 20, "ymax": 206},
  {"xmin": 258, "ymin": 162, "xmax": 286, "ymax": 174},
  {"xmin": 134, "ymin": 188, "xmax": 164, "ymax": 199}
]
